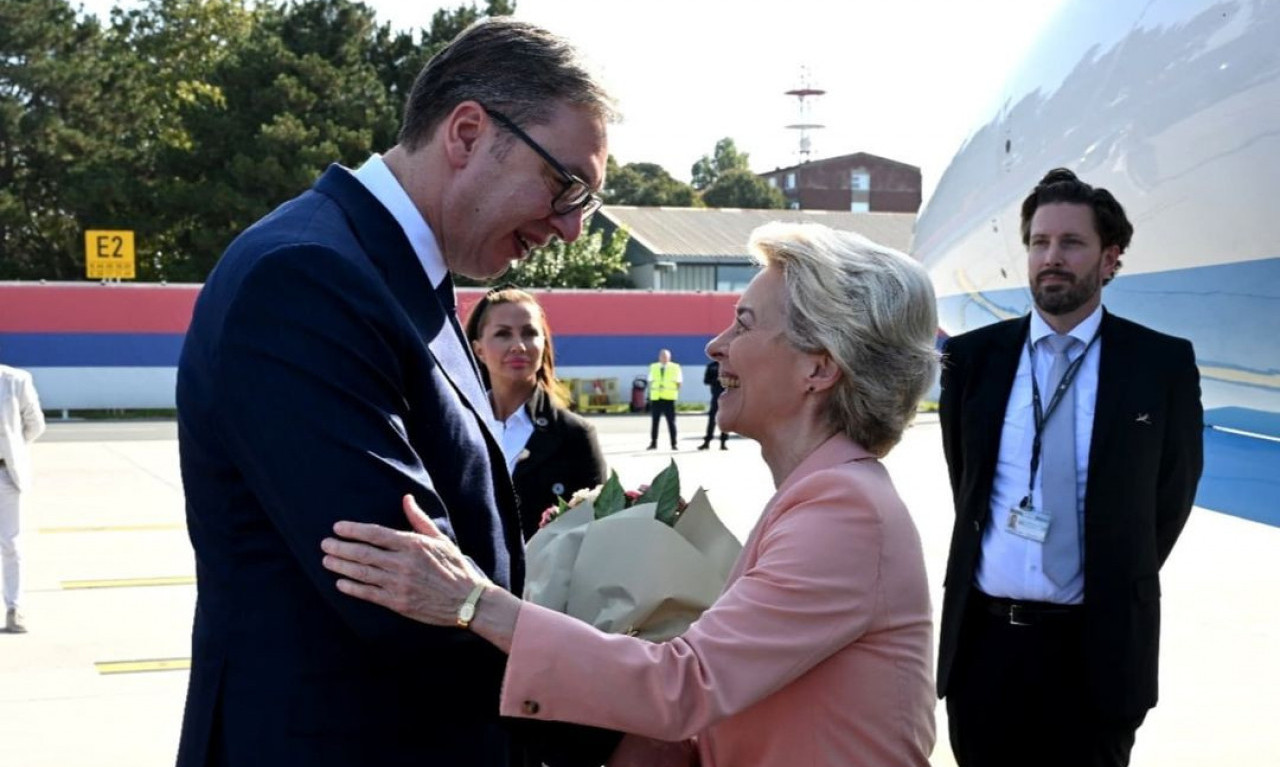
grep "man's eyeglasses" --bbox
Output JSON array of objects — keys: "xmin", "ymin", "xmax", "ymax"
[{"xmin": 483, "ymin": 106, "xmax": 603, "ymax": 220}]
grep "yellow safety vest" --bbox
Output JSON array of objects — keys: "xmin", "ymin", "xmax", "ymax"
[{"xmin": 648, "ymin": 362, "xmax": 681, "ymax": 401}]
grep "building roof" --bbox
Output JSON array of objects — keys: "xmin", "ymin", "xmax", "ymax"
[
  {"xmin": 598, "ymin": 206, "xmax": 916, "ymax": 260},
  {"xmin": 761, "ymin": 151, "xmax": 921, "ymax": 177}
]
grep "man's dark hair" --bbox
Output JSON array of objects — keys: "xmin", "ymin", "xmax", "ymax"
[
  {"xmin": 1019, "ymin": 167, "xmax": 1134, "ymax": 282},
  {"xmin": 398, "ymin": 17, "xmax": 617, "ymax": 150}
]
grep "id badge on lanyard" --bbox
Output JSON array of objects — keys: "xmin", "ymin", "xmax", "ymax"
[
  {"xmin": 1010, "ymin": 327, "xmax": 1099, "ymax": 544},
  {"xmin": 1007, "ymin": 498, "xmax": 1051, "ymax": 542}
]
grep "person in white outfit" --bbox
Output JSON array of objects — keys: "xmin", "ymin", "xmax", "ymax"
[{"xmin": 0, "ymin": 363, "xmax": 45, "ymax": 634}]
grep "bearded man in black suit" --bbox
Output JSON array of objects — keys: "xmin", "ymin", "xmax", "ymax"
[{"xmin": 938, "ymin": 168, "xmax": 1203, "ymax": 767}]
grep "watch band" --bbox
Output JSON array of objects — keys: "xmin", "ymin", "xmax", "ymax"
[{"xmin": 456, "ymin": 582, "xmax": 488, "ymax": 629}]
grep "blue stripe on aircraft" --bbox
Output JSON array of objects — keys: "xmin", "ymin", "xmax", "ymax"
[
  {"xmin": 937, "ymin": 257, "xmax": 1280, "ymax": 381},
  {"xmin": 1206, "ymin": 407, "xmax": 1280, "ymax": 441},
  {"xmin": 1199, "ymin": 427, "xmax": 1280, "ymax": 527},
  {"xmin": 937, "ymin": 257, "xmax": 1280, "ymax": 528}
]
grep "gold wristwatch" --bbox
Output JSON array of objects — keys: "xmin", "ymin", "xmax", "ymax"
[{"xmin": 456, "ymin": 582, "xmax": 488, "ymax": 629}]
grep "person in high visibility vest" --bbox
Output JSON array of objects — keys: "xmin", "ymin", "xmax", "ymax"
[{"xmin": 646, "ymin": 348, "xmax": 682, "ymax": 450}]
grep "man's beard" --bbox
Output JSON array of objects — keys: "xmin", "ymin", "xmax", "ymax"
[{"xmin": 1032, "ymin": 261, "xmax": 1103, "ymax": 316}]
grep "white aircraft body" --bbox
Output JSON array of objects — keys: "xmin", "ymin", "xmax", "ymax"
[{"xmin": 913, "ymin": 0, "xmax": 1280, "ymax": 523}]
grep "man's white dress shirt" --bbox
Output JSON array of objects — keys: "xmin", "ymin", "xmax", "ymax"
[
  {"xmin": 351, "ymin": 155, "xmax": 497, "ymax": 431},
  {"xmin": 975, "ymin": 306, "xmax": 1103, "ymax": 604},
  {"xmin": 352, "ymin": 155, "xmax": 449, "ymax": 289}
]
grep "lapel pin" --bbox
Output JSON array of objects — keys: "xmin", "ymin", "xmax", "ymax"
[{"xmin": 535, "ymin": 417, "xmax": 548, "ymax": 427}]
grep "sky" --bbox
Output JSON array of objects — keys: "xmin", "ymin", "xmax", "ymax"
[{"xmin": 75, "ymin": 0, "xmax": 1067, "ymax": 203}]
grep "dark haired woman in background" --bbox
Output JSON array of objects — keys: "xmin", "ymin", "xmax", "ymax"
[{"xmin": 465, "ymin": 287, "xmax": 607, "ymax": 540}]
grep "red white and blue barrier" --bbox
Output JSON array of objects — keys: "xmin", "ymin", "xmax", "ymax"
[{"xmin": 0, "ymin": 282, "xmax": 738, "ymax": 410}]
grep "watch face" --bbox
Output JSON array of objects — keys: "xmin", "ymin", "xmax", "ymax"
[{"xmin": 457, "ymin": 583, "xmax": 485, "ymax": 628}]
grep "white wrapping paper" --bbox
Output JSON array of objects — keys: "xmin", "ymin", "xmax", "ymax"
[{"xmin": 524, "ymin": 488, "xmax": 741, "ymax": 641}]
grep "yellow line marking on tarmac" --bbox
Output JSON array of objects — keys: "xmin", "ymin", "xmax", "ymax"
[
  {"xmin": 39, "ymin": 522, "xmax": 184, "ymax": 534},
  {"xmin": 96, "ymin": 657, "xmax": 191, "ymax": 675},
  {"xmin": 62, "ymin": 575, "xmax": 195, "ymax": 590}
]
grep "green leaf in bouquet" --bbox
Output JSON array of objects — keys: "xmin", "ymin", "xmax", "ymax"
[
  {"xmin": 636, "ymin": 460, "xmax": 682, "ymax": 526},
  {"xmin": 593, "ymin": 470, "xmax": 628, "ymax": 519}
]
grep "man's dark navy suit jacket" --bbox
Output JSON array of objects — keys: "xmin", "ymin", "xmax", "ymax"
[{"xmin": 175, "ymin": 165, "xmax": 529, "ymax": 766}]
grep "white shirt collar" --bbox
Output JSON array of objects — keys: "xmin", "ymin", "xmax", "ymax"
[
  {"xmin": 504, "ymin": 401, "xmax": 535, "ymax": 430},
  {"xmin": 1029, "ymin": 304, "xmax": 1103, "ymax": 347},
  {"xmin": 351, "ymin": 154, "xmax": 449, "ymax": 290},
  {"xmin": 498, "ymin": 400, "xmax": 536, "ymax": 475}
]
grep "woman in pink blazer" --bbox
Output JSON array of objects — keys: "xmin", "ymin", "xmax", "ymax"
[{"xmin": 323, "ymin": 222, "xmax": 941, "ymax": 767}]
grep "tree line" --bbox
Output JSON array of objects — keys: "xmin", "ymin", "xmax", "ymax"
[{"xmin": 0, "ymin": 0, "xmax": 781, "ymax": 285}]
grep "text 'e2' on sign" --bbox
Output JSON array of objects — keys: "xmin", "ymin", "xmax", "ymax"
[{"xmin": 85, "ymin": 230, "xmax": 136, "ymax": 279}]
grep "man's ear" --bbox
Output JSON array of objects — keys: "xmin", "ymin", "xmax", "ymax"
[
  {"xmin": 806, "ymin": 352, "xmax": 842, "ymax": 393},
  {"xmin": 441, "ymin": 101, "xmax": 486, "ymax": 170},
  {"xmin": 1101, "ymin": 244, "xmax": 1121, "ymax": 280}
]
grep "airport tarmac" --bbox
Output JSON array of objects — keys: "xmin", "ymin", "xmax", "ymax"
[{"xmin": 2, "ymin": 413, "xmax": 1277, "ymax": 766}]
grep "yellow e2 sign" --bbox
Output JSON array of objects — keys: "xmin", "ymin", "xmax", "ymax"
[{"xmin": 85, "ymin": 230, "xmax": 136, "ymax": 279}]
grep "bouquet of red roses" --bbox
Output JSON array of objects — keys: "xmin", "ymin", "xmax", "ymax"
[{"xmin": 524, "ymin": 461, "xmax": 741, "ymax": 641}]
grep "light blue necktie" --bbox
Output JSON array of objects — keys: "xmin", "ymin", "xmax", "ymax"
[{"xmin": 1041, "ymin": 334, "xmax": 1081, "ymax": 586}]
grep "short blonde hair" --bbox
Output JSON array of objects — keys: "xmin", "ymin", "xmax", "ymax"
[{"xmin": 749, "ymin": 222, "xmax": 939, "ymax": 456}]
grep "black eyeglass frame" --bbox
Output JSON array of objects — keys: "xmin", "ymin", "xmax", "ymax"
[{"xmin": 482, "ymin": 106, "xmax": 603, "ymax": 219}]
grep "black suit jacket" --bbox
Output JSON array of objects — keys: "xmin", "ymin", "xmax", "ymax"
[
  {"xmin": 937, "ymin": 310, "xmax": 1203, "ymax": 718},
  {"xmin": 176, "ymin": 165, "xmax": 527, "ymax": 766},
  {"xmin": 703, "ymin": 360, "xmax": 724, "ymax": 396},
  {"xmin": 511, "ymin": 385, "xmax": 608, "ymax": 541}
]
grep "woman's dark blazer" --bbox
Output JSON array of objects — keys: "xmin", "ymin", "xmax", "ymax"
[{"xmin": 512, "ymin": 384, "xmax": 608, "ymax": 540}]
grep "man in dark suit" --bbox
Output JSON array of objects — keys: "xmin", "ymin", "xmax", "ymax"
[
  {"xmin": 937, "ymin": 168, "xmax": 1203, "ymax": 767},
  {"xmin": 698, "ymin": 359, "xmax": 728, "ymax": 450},
  {"xmin": 175, "ymin": 18, "xmax": 613, "ymax": 767}
]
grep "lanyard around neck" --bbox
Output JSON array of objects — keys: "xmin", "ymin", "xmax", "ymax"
[{"xmin": 1023, "ymin": 326, "xmax": 1101, "ymax": 505}]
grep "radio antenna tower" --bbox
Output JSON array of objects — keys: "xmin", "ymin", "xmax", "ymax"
[{"xmin": 786, "ymin": 66, "xmax": 825, "ymax": 163}]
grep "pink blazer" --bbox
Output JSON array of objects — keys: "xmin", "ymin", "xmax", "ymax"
[{"xmin": 500, "ymin": 434, "xmax": 936, "ymax": 767}]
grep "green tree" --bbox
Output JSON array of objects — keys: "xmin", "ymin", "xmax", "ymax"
[
  {"xmin": 151, "ymin": 0, "xmax": 395, "ymax": 279},
  {"xmin": 701, "ymin": 167, "xmax": 786, "ymax": 209},
  {"xmin": 365, "ymin": 0, "xmax": 516, "ymax": 149},
  {"xmin": 690, "ymin": 136, "xmax": 750, "ymax": 191},
  {"xmin": 156, "ymin": 0, "xmax": 519, "ymax": 280},
  {"xmin": 0, "ymin": 0, "xmax": 518, "ymax": 282},
  {"xmin": 500, "ymin": 227, "xmax": 631, "ymax": 288},
  {"xmin": 604, "ymin": 156, "xmax": 700, "ymax": 207},
  {"xmin": 1, "ymin": 0, "xmax": 265, "ymax": 280},
  {"xmin": 0, "ymin": 0, "xmax": 114, "ymax": 279},
  {"xmin": 105, "ymin": 0, "xmax": 258, "ymax": 281}
]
